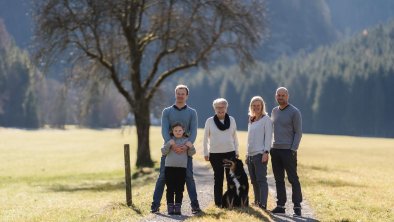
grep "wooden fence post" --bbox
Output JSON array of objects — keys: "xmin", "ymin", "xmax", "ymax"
[{"xmin": 124, "ymin": 144, "xmax": 132, "ymax": 206}]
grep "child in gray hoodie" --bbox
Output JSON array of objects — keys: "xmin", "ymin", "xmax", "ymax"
[{"xmin": 161, "ymin": 122, "xmax": 196, "ymax": 215}]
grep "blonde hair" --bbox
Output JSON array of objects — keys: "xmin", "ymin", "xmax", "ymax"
[
  {"xmin": 175, "ymin": 84, "xmax": 189, "ymax": 95},
  {"xmin": 212, "ymin": 98, "xmax": 228, "ymax": 109},
  {"xmin": 248, "ymin": 96, "xmax": 267, "ymax": 116}
]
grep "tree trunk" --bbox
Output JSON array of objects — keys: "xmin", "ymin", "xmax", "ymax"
[{"xmin": 134, "ymin": 100, "xmax": 154, "ymax": 167}]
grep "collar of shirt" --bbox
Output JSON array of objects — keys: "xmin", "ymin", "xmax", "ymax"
[{"xmin": 173, "ymin": 104, "xmax": 188, "ymax": 111}]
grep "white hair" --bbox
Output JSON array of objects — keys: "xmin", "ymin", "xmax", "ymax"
[{"xmin": 212, "ymin": 98, "xmax": 228, "ymax": 109}]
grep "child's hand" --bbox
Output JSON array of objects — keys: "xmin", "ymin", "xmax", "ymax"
[{"xmin": 185, "ymin": 141, "xmax": 193, "ymax": 148}]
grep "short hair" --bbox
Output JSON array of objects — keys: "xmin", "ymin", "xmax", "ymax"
[
  {"xmin": 276, "ymin": 87, "xmax": 289, "ymax": 95},
  {"xmin": 212, "ymin": 98, "xmax": 228, "ymax": 109},
  {"xmin": 248, "ymin": 96, "xmax": 267, "ymax": 116},
  {"xmin": 175, "ymin": 84, "xmax": 189, "ymax": 95}
]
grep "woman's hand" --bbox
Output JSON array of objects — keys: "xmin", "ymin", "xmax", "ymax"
[{"xmin": 262, "ymin": 153, "xmax": 269, "ymax": 163}]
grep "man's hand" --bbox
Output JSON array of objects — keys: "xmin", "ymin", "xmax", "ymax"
[
  {"xmin": 204, "ymin": 156, "xmax": 209, "ymax": 161},
  {"xmin": 262, "ymin": 153, "xmax": 269, "ymax": 164},
  {"xmin": 185, "ymin": 141, "xmax": 193, "ymax": 148}
]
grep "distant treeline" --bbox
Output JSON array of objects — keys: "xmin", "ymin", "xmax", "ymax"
[
  {"xmin": 185, "ymin": 20, "xmax": 394, "ymax": 137},
  {"xmin": 0, "ymin": 23, "xmax": 39, "ymax": 128}
]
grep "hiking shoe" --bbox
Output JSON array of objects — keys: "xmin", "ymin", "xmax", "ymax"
[
  {"xmin": 167, "ymin": 203, "xmax": 175, "ymax": 215},
  {"xmin": 271, "ymin": 206, "xmax": 285, "ymax": 214},
  {"xmin": 293, "ymin": 207, "xmax": 302, "ymax": 217},
  {"xmin": 174, "ymin": 203, "xmax": 182, "ymax": 215},
  {"xmin": 150, "ymin": 204, "xmax": 160, "ymax": 213}
]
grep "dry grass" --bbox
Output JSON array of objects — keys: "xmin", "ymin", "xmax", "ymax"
[
  {"xmin": 297, "ymin": 134, "xmax": 394, "ymax": 222},
  {"xmin": 1, "ymin": 127, "xmax": 393, "ymax": 222},
  {"xmin": 0, "ymin": 126, "xmax": 159, "ymax": 222}
]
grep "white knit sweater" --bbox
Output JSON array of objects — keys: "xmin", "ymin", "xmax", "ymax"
[
  {"xmin": 203, "ymin": 116, "xmax": 239, "ymax": 156},
  {"xmin": 247, "ymin": 115, "xmax": 273, "ymax": 156}
]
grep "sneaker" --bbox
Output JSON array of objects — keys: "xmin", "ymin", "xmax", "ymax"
[
  {"xmin": 191, "ymin": 204, "xmax": 202, "ymax": 214},
  {"xmin": 293, "ymin": 207, "xmax": 302, "ymax": 217},
  {"xmin": 150, "ymin": 204, "xmax": 160, "ymax": 213},
  {"xmin": 259, "ymin": 204, "xmax": 267, "ymax": 210},
  {"xmin": 271, "ymin": 206, "xmax": 285, "ymax": 214}
]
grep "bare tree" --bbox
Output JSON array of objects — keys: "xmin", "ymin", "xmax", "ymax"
[{"xmin": 33, "ymin": 0, "xmax": 266, "ymax": 167}]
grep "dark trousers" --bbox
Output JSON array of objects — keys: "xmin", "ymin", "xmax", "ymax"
[
  {"xmin": 209, "ymin": 151, "xmax": 236, "ymax": 206},
  {"xmin": 165, "ymin": 167, "xmax": 186, "ymax": 204},
  {"xmin": 270, "ymin": 149, "xmax": 303, "ymax": 207}
]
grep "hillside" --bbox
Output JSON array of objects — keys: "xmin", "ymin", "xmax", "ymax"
[{"xmin": 183, "ymin": 20, "xmax": 394, "ymax": 137}]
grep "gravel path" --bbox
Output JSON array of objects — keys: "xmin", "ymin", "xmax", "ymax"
[
  {"xmin": 139, "ymin": 161, "xmax": 319, "ymax": 222},
  {"xmin": 138, "ymin": 162, "xmax": 214, "ymax": 222},
  {"xmin": 267, "ymin": 175, "xmax": 319, "ymax": 222}
]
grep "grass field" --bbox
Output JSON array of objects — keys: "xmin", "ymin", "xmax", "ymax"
[{"xmin": 0, "ymin": 127, "xmax": 393, "ymax": 222}]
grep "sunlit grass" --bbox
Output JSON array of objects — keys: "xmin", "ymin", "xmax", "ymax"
[
  {"xmin": 1, "ymin": 127, "xmax": 393, "ymax": 221},
  {"xmin": 297, "ymin": 134, "xmax": 394, "ymax": 222},
  {"xmin": 0, "ymin": 126, "xmax": 159, "ymax": 222}
]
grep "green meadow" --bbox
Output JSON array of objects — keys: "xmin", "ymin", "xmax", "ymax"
[{"xmin": 0, "ymin": 127, "xmax": 393, "ymax": 222}]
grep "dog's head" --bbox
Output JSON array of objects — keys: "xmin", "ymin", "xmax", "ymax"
[{"xmin": 223, "ymin": 157, "xmax": 244, "ymax": 173}]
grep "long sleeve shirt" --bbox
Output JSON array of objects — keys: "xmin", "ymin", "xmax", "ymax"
[
  {"xmin": 161, "ymin": 105, "xmax": 198, "ymax": 143},
  {"xmin": 271, "ymin": 104, "xmax": 302, "ymax": 151},
  {"xmin": 247, "ymin": 115, "xmax": 273, "ymax": 156},
  {"xmin": 203, "ymin": 116, "xmax": 239, "ymax": 157},
  {"xmin": 161, "ymin": 137, "xmax": 196, "ymax": 168}
]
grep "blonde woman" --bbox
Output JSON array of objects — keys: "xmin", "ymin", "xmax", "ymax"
[
  {"xmin": 246, "ymin": 96, "xmax": 273, "ymax": 210},
  {"xmin": 203, "ymin": 98, "xmax": 239, "ymax": 207}
]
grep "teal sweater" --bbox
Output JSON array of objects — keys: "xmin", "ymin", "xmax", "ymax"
[{"xmin": 161, "ymin": 105, "xmax": 198, "ymax": 143}]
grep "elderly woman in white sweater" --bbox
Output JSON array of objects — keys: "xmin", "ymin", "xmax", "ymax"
[
  {"xmin": 203, "ymin": 98, "xmax": 239, "ymax": 207},
  {"xmin": 246, "ymin": 96, "xmax": 273, "ymax": 210}
]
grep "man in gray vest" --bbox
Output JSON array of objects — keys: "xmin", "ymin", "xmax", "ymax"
[{"xmin": 270, "ymin": 87, "xmax": 303, "ymax": 217}]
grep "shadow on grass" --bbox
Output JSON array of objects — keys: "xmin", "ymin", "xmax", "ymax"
[
  {"xmin": 47, "ymin": 168, "xmax": 159, "ymax": 193},
  {"xmin": 299, "ymin": 164, "xmax": 330, "ymax": 172},
  {"xmin": 49, "ymin": 181, "xmax": 125, "ymax": 192},
  {"xmin": 100, "ymin": 202, "xmax": 143, "ymax": 215},
  {"xmin": 154, "ymin": 212, "xmax": 190, "ymax": 221},
  {"xmin": 195, "ymin": 207, "xmax": 272, "ymax": 222},
  {"xmin": 270, "ymin": 213, "xmax": 321, "ymax": 222},
  {"xmin": 315, "ymin": 179, "xmax": 366, "ymax": 188}
]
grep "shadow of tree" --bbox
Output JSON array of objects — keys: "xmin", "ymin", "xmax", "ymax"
[
  {"xmin": 47, "ymin": 168, "xmax": 158, "ymax": 193},
  {"xmin": 49, "ymin": 181, "xmax": 124, "ymax": 192},
  {"xmin": 315, "ymin": 179, "xmax": 366, "ymax": 188}
]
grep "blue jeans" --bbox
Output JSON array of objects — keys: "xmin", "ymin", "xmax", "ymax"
[
  {"xmin": 247, "ymin": 153, "xmax": 268, "ymax": 207},
  {"xmin": 152, "ymin": 156, "xmax": 199, "ymax": 208}
]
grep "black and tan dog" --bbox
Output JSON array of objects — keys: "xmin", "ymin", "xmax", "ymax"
[{"xmin": 221, "ymin": 158, "xmax": 249, "ymax": 208}]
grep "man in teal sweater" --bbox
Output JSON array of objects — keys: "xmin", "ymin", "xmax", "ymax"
[
  {"xmin": 270, "ymin": 87, "xmax": 303, "ymax": 217},
  {"xmin": 151, "ymin": 84, "xmax": 201, "ymax": 214}
]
